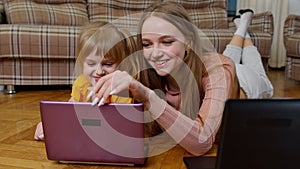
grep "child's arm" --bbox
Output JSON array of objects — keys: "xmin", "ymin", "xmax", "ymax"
[{"xmin": 69, "ymin": 97, "xmax": 75, "ymax": 102}]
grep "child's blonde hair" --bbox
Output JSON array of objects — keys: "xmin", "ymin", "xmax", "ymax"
[{"xmin": 74, "ymin": 21, "xmax": 137, "ymax": 77}]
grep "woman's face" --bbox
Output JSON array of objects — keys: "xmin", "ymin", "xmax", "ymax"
[
  {"xmin": 141, "ymin": 16, "xmax": 187, "ymax": 76},
  {"xmin": 83, "ymin": 48, "xmax": 118, "ymax": 86}
]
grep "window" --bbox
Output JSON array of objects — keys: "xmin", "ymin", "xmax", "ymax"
[{"xmin": 228, "ymin": 0, "xmax": 237, "ymax": 17}]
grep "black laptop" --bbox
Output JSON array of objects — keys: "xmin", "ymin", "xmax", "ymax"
[{"xmin": 184, "ymin": 99, "xmax": 300, "ymax": 169}]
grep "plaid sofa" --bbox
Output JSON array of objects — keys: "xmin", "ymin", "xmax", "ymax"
[
  {"xmin": 0, "ymin": 0, "xmax": 273, "ymax": 92},
  {"xmin": 284, "ymin": 14, "xmax": 300, "ymax": 81}
]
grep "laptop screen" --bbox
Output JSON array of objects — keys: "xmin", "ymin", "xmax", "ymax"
[
  {"xmin": 184, "ymin": 99, "xmax": 300, "ymax": 169},
  {"xmin": 217, "ymin": 99, "xmax": 300, "ymax": 169}
]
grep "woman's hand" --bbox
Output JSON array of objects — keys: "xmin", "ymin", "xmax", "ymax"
[{"xmin": 92, "ymin": 70, "xmax": 152, "ymax": 108}]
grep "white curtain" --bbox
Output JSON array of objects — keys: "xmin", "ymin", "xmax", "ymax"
[{"xmin": 237, "ymin": 0, "xmax": 289, "ymax": 68}]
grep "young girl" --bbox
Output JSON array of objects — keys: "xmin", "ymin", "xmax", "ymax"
[{"xmin": 34, "ymin": 21, "xmax": 137, "ymax": 140}]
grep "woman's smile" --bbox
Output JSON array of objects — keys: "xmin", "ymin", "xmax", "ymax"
[{"xmin": 153, "ymin": 59, "xmax": 169, "ymax": 68}]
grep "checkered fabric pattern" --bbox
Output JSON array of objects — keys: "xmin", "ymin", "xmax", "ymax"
[
  {"xmin": 0, "ymin": 24, "xmax": 80, "ymax": 85},
  {"xmin": 4, "ymin": 0, "xmax": 88, "ymax": 26},
  {"xmin": 227, "ymin": 11, "xmax": 273, "ymax": 72},
  {"xmin": 169, "ymin": 0, "xmax": 228, "ymax": 29},
  {"xmin": 284, "ymin": 14, "xmax": 300, "ymax": 81},
  {"xmin": 284, "ymin": 14, "xmax": 300, "ymax": 57},
  {"xmin": 0, "ymin": 25, "xmax": 80, "ymax": 59},
  {"xmin": 0, "ymin": 58, "xmax": 76, "ymax": 85},
  {"xmin": 34, "ymin": 0, "xmax": 86, "ymax": 3},
  {"xmin": 87, "ymin": 0, "xmax": 160, "ymax": 34},
  {"xmin": 0, "ymin": 0, "xmax": 274, "ymax": 86},
  {"xmin": 88, "ymin": 0, "xmax": 273, "ymax": 57},
  {"xmin": 88, "ymin": 0, "xmax": 228, "ymax": 32},
  {"xmin": 207, "ymin": 11, "xmax": 273, "ymax": 57}
]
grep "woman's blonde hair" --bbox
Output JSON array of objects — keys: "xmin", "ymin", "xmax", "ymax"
[
  {"xmin": 74, "ymin": 21, "xmax": 137, "ymax": 77},
  {"xmin": 136, "ymin": 2, "xmax": 206, "ymax": 135}
]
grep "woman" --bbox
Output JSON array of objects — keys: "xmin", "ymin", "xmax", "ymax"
[{"xmin": 92, "ymin": 1, "xmax": 240, "ymax": 156}]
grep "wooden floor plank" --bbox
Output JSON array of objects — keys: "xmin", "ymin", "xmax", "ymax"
[{"xmin": 0, "ymin": 157, "xmax": 65, "ymax": 169}]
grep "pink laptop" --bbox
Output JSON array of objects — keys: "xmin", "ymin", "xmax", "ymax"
[{"xmin": 40, "ymin": 101, "xmax": 145, "ymax": 166}]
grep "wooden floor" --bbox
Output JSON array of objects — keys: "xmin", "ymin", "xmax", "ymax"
[
  {"xmin": 267, "ymin": 68, "xmax": 300, "ymax": 98},
  {"xmin": 0, "ymin": 68, "xmax": 299, "ymax": 169}
]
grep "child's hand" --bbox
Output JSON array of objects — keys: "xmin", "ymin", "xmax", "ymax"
[{"xmin": 34, "ymin": 122, "xmax": 44, "ymax": 141}]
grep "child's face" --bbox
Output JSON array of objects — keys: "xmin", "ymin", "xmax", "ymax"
[
  {"xmin": 83, "ymin": 49, "xmax": 118, "ymax": 86},
  {"xmin": 141, "ymin": 16, "xmax": 187, "ymax": 76}
]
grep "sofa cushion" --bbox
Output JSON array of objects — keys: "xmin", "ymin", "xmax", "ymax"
[
  {"xmin": 4, "ymin": 0, "xmax": 88, "ymax": 26},
  {"xmin": 33, "ymin": 0, "xmax": 86, "ymax": 3},
  {"xmin": 88, "ymin": 0, "xmax": 228, "ymax": 31},
  {"xmin": 87, "ymin": 0, "xmax": 160, "ymax": 22},
  {"xmin": 166, "ymin": 0, "xmax": 228, "ymax": 29},
  {"xmin": 88, "ymin": 0, "xmax": 160, "ymax": 21},
  {"xmin": 285, "ymin": 33, "xmax": 300, "ymax": 57},
  {"xmin": 87, "ymin": 0, "xmax": 160, "ymax": 33}
]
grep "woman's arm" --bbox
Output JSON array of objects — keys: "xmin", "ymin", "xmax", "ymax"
[
  {"xmin": 93, "ymin": 54, "xmax": 238, "ymax": 155},
  {"xmin": 146, "ymin": 54, "xmax": 237, "ymax": 155}
]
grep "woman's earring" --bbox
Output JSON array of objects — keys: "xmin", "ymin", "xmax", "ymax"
[
  {"xmin": 185, "ymin": 46, "xmax": 190, "ymax": 57},
  {"xmin": 185, "ymin": 42, "xmax": 191, "ymax": 53}
]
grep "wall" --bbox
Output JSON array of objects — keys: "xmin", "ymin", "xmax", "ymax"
[{"xmin": 289, "ymin": 0, "xmax": 300, "ymax": 15}]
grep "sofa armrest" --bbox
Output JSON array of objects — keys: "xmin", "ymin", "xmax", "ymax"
[
  {"xmin": 284, "ymin": 14, "xmax": 300, "ymax": 42},
  {"xmin": 228, "ymin": 11, "xmax": 274, "ymax": 35}
]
